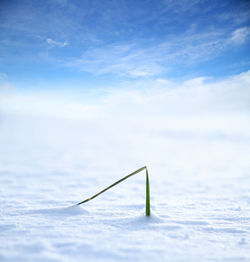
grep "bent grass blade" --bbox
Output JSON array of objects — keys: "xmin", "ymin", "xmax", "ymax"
[{"xmin": 75, "ymin": 166, "xmax": 151, "ymax": 216}]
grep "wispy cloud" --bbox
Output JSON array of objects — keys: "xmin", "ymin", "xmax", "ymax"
[
  {"xmin": 65, "ymin": 43, "xmax": 163, "ymax": 77},
  {"xmin": 65, "ymin": 28, "xmax": 242, "ymax": 78},
  {"xmin": 230, "ymin": 27, "xmax": 250, "ymax": 44},
  {"xmin": 46, "ymin": 38, "xmax": 68, "ymax": 47},
  {"xmin": 0, "ymin": 73, "xmax": 15, "ymax": 91}
]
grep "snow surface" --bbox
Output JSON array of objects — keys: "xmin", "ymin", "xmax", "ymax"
[{"xmin": 0, "ymin": 113, "xmax": 250, "ymax": 261}]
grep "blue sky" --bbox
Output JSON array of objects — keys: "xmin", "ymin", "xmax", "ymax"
[{"xmin": 0, "ymin": 0, "xmax": 249, "ymax": 92}]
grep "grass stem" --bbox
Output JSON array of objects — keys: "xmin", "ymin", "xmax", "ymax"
[{"xmin": 75, "ymin": 166, "xmax": 151, "ymax": 216}]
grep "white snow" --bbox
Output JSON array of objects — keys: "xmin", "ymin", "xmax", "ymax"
[{"xmin": 0, "ymin": 112, "xmax": 249, "ymax": 262}]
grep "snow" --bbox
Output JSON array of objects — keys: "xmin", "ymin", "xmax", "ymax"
[{"xmin": 0, "ymin": 111, "xmax": 249, "ymax": 262}]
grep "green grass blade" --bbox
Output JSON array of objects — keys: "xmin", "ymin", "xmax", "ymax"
[
  {"xmin": 75, "ymin": 166, "xmax": 151, "ymax": 216},
  {"xmin": 146, "ymin": 167, "xmax": 150, "ymax": 216}
]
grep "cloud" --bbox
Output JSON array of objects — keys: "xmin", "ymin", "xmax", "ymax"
[
  {"xmin": 102, "ymin": 71, "xmax": 250, "ymax": 117},
  {"xmin": 1, "ymin": 71, "xmax": 249, "ymax": 119},
  {"xmin": 0, "ymin": 73, "xmax": 15, "ymax": 91},
  {"xmin": 230, "ymin": 27, "xmax": 250, "ymax": 44},
  {"xmin": 0, "ymin": 91, "xmax": 102, "ymax": 119},
  {"xmin": 46, "ymin": 38, "xmax": 68, "ymax": 47},
  {"xmin": 65, "ymin": 30, "xmax": 232, "ymax": 78},
  {"xmin": 65, "ymin": 43, "xmax": 163, "ymax": 77}
]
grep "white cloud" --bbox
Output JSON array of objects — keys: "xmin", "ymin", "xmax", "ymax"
[
  {"xmin": 101, "ymin": 71, "xmax": 250, "ymax": 117},
  {"xmin": 230, "ymin": 27, "xmax": 250, "ymax": 44},
  {"xmin": 65, "ymin": 29, "xmax": 240, "ymax": 78},
  {"xmin": 1, "ymin": 71, "xmax": 249, "ymax": 119},
  {"xmin": 46, "ymin": 38, "xmax": 68, "ymax": 47},
  {"xmin": 0, "ymin": 73, "xmax": 15, "ymax": 91},
  {"xmin": 0, "ymin": 91, "xmax": 102, "ymax": 119},
  {"xmin": 66, "ymin": 43, "xmax": 163, "ymax": 78}
]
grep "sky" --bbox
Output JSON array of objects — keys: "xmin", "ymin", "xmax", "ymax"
[{"xmin": 0, "ymin": 0, "xmax": 250, "ymax": 117}]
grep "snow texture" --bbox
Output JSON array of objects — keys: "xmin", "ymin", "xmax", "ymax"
[{"xmin": 0, "ymin": 113, "xmax": 249, "ymax": 261}]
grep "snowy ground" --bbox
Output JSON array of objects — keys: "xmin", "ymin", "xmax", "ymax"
[{"xmin": 0, "ymin": 113, "xmax": 250, "ymax": 261}]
